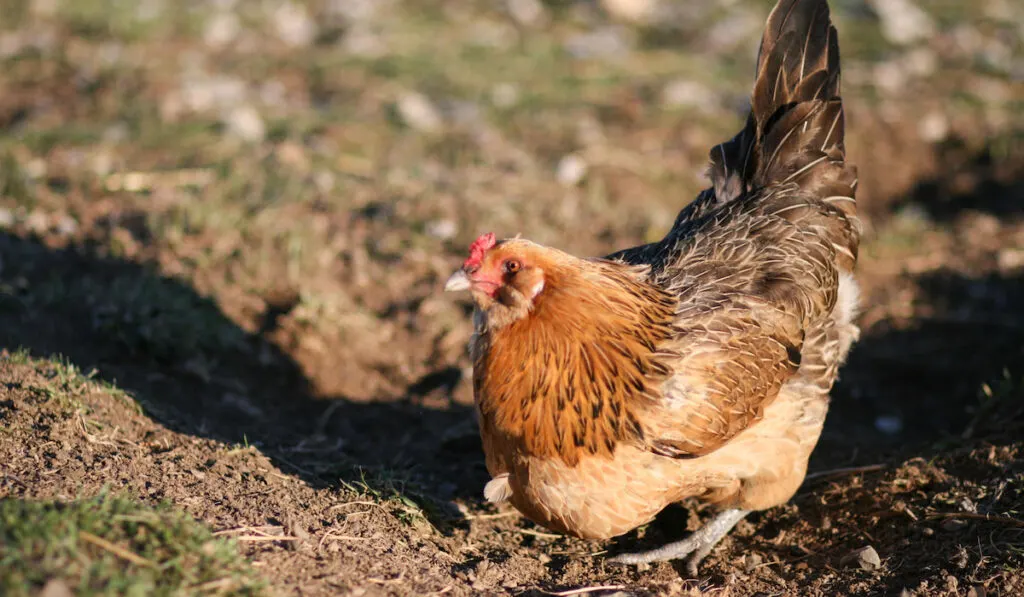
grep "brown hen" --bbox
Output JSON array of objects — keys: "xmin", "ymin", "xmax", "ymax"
[{"xmin": 445, "ymin": 0, "xmax": 860, "ymax": 574}]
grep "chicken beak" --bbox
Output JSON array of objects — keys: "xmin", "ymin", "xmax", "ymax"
[{"xmin": 444, "ymin": 269, "xmax": 472, "ymax": 292}]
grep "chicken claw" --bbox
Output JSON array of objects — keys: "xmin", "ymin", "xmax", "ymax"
[{"xmin": 608, "ymin": 509, "xmax": 750, "ymax": 576}]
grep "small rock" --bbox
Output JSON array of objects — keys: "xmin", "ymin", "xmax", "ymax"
[
  {"xmin": 286, "ymin": 519, "xmax": 310, "ymax": 551},
  {"xmin": 30, "ymin": 0, "xmax": 59, "ymax": 18},
  {"xmin": 840, "ymin": 545, "xmax": 881, "ymax": 570},
  {"xmin": 868, "ymin": 0, "xmax": 935, "ymax": 45},
  {"xmin": 0, "ymin": 208, "xmax": 15, "ymax": 229},
  {"xmin": 661, "ymin": 79, "xmax": 715, "ymax": 110},
  {"xmin": 204, "ymin": 11, "xmax": 241, "ymax": 47},
  {"xmin": 601, "ymin": 0, "xmax": 658, "ymax": 24},
  {"xmin": 25, "ymin": 211, "xmax": 48, "ymax": 233},
  {"xmin": 342, "ymin": 27, "xmax": 386, "ymax": 57},
  {"xmin": 397, "ymin": 92, "xmax": 443, "ymax": 133},
  {"xmin": 538, "ymin": 552, "xmax": 552, "ymax": 564},
  {"xmin": 705, "ymin": 11, "xmax": 762, "ymax": 52},
  {"xmin": 565, "ymin": 27, "xmax": 632, "ymax": 60},
  {"xmin": 137, "ymin": 0, "xmax": 165, "ymax": 21},
  {"xmin": 273, "ymin": 2, "xmax": 317, "ymax": 47},
  {"xmin": 873, "ymin": 61, "xmax": 906, "ymax": 94},
  {"xmin": 314, "ymin": 170, "xmax": 335, "ymax": 193},
  {"xmin": 945, "ymin": 575, "xmax": 959, "ymax": 592},
  {"xmin": 941, "ymin": 518, "xmax": 968, "ymax": 532},
  {"xmin": 328, "ymin": 0, "xmax": 383, "ymax": 23},
  {"xmin": 998, "ymin": 248, "xmax": 1024, "ymax": 272},
  {"xmin": 903, "ymin": 48, "xmax": 938, "ymax": 77},
  {"xmin": 222, "ymin": 105, "xmax": 266, "ymax": 142},
  {"xmin": 918, "ymin": 112, "xmax": 949, "ymax": 142},
  {"xmin": 507, "ymin": 0, "xmax": 547, "ymax": 27},
  {"xmin": 444, "ymin": 99, "xmax": 482, "ymax": 127},
  {"xmin": 491, "ymin": 83, "xmax": 520, "ymax": 108},
  {"xmin": 875, "ymin": 415, "xmax": 903, "ymax": 435},
  {"xmin": 38, "ymin": 579, "xmax": 73, "ymax": 597},
  {"xmin": 743, "ymin": 552, "xmax": 763, "ymax": 573},
  {"xmin": 556, "ymin": 153, "xmax": 588, "ymax": 186},
  {"xmin": 55, "ymin": 215, "xmax": 78, "ymax": 236},
  {"xmin": 426, "ymin": 219, "xmax": 457, "ymax": 240}
]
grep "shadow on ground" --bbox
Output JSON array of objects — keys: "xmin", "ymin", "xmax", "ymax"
[{"xmin": 0, "ymin": 233, "xmax": 485, "ymax": 526}]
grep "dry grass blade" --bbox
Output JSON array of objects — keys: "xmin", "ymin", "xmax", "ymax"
[
  {"xmin": 515, "ymin": 527, "xmax": 563, "ymax": 540},
  {"xmin": 463, "ymin": 511, "xmax": 520, "ymax": 520},
  {"xmin": 78, "ymin": 531, "xmax": 157, "ymax": 568},
  {"xmin": 925, "ymin": 512, "xmax": 1024, "ymax": 528},
  {"xmin": 541, "ymin": 585, "xmax": 627, "ymax": 596},
  {"xmin": 803, "ymin": 464, "xmax": 886, "ymax": 482}
]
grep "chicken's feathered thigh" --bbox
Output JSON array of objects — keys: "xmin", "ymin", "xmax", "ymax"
[{"xmin": 445, "ymin": 0, "xmax": 859, "ymax": 575}]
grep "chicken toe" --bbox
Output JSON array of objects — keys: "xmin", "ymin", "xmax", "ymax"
[{"xmin": 608, "ymin": 508, "xmax": 750, "ymax": 575}]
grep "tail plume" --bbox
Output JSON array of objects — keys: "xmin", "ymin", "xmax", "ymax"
[
  {"xmin": 711, "ymin": 0, "xmax": 850, "ymax": 197},
  {"xmin": 709, "ymin": 0, "xmax": 858, "ymax": 269}
]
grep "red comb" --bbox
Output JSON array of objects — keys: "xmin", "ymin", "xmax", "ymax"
[{"xmin": 463, "ymin": 232, "xmax": 496, "ymax": 269}]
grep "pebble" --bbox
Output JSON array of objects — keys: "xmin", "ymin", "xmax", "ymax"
[
  {"xmin": 204, "ymin": 11, "xmax": 241, "ymax": 47},
  {"xmin": 661, "ymin": 79, "xmax": 716, "ymax": 110},
  {"xmin": 0, "ymin": 208, "xmax": 15, "ymax": 229},
  {"xmin": 556, "ymin": 153, "xmax": 588, "ymax": 187},
  {"xmin": 998, "ymin": 248, "xmax": 1024, "ymax": 272},
  {"xmin": 874, "ymin": 415, "xmax": 904, "ymax": 435},
  {"xmin": 840, "ymin": 545, "xmax": 881, "ymax": 570},
  {"xmin": 25, "ymin": 211, "xmax": 48, "ymax": 233},
  {"xmin": 868, "ymin": 0, "xmax": 935, "ymax": 46},
  {"xmin": 273, "ymin": 2, "xmax": 317, "ymax": 47},
  {"xmin": 565, "ymin": 27, "xmax": 632, "ymax": 60},
  {"xmin": 343, "ymin": 27, "xmax": 386, "ymax": 57},
  {"xmin": 426, "ymin": 219, "xmax": 457, "ymax": 240},
  {"xmin": 918, "ymin": 112, "xmax": 949, "ymax": 143},
  {"xmin": 55, "ymin": 215, "xmax": 78, "ymax": 236},
  {"xmin": 38, "ymin": 579, "xmax": 73, "ymax": 597},
  {"xmin": 397, "ymin": 92, "xmax": 443, "ymax": 133},
  {"xmin": 491, "ymin": 83, "xmax": 520, "ymax": 108},
  {"xmin": 941, "ymin": 518, "xmax": 968, "ymax": 532},
  {"xmin": 222, "ymin": 105, "xmax": 266, "ymax": 143},
  {"xmin": 601, "ymin": 0, "xmax": 658, "ymax": 24},
  {"xmin": 743, "ymin": 552, "xmax": 763, "ymax": 573},
  {"xmin": 506, "ymin": 0, "xmax": 547, "ymax": 27},
  {"xmin": 328, "ymin": 0, "xmax": 383, "ymax": 24}
]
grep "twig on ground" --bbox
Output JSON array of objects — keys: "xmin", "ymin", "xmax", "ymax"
[
  {"xmin": 804, "ymin": 464, "xmax": 886, "ymax": 482},
  {"xmin": 541, "ymin": 585, "xmax": 627, "ymax": 596},
  {"xmin": 79, "ymin": 531, "xmax": 156, "ymax": 568},
  {"xmin": 926, "ymin": 512, "xmax": 1024, "ymax": 528}
]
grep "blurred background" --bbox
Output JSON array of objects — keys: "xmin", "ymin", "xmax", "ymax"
[{"xmin": 0, "ymin": 0, "xmax": 1022, "ymax": 595}]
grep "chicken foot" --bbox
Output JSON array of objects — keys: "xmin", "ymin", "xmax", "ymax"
[{"xmin": 608, "ymin": 508, "xmax": 750, "ymax": 575}]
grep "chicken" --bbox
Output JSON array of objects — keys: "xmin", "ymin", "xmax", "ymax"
[{"xmin": 444, "ymin": 0, "xmax": 859, "ymax": 575}]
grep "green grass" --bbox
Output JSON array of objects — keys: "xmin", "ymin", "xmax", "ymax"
[{"xmin": 0, "ymin": 493, "xmax": 267, "ymax": 597}]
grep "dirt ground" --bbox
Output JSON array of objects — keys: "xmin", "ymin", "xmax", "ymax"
[{"xmin": 1, "ymin": 0, "xmax": 1023, "ymax": 595}]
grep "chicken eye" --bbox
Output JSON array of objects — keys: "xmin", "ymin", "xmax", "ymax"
[{"xmin": 503, "ymin": 259, "xmax": 522, "ymax": 275}]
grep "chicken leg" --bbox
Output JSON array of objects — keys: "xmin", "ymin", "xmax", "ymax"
[{"xmin": 608, "ymin": 509, "xmax": 750, "ymax": 575}]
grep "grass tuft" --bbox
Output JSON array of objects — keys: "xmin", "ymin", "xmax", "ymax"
[{"xmin": 0, "ymin": 493, "xmax": 267, "ymax": 597}]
